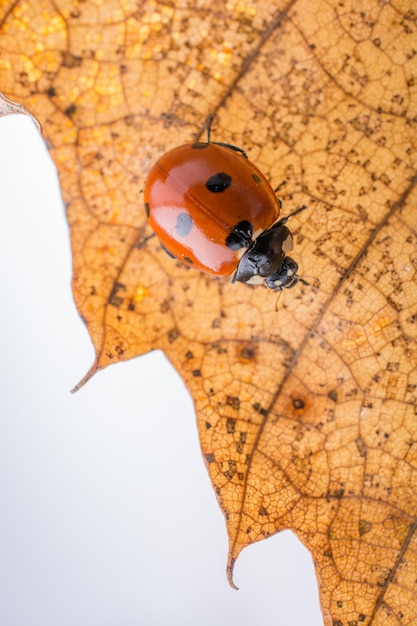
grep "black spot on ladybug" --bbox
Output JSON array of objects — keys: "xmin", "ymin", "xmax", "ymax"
[
  {"xmin": 191, "ymin": 142, "xmax": 209, "ymax": 150},
  {"xmin": 252, "ymin": 173, "xmax": 262, "ymax": 184},
  {"xmin": 206, "ymin": 172, "xmax": 232, "ymax": 192},
  {"xmin": 292, "ymin": 398, "xmax": 305, "ymax": 410},
  {"xmin": 226, "ymin": 220, "xmax": 253, "ymax": 250},
  {"xmin": 183, "ymin": 256, "xmax": 194, "ymax": 265},
  {"xmin": 144, "ymin": 201, "xmax": 150, "ymax": 217},
  {"xmin": 175, "ymin": 212, "xmax": 193, "ymax": 237}
]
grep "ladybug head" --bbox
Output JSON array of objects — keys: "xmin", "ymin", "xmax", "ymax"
[{"xmin": 231, "ymin": 221, "xmax": 301, "ymax": 291}]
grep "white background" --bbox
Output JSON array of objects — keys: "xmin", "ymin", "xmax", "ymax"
[{"xmin": 0, "ymin": 114, "xmax": 323, "ymax": 626}]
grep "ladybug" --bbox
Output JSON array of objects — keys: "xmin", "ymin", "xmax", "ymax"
[{"xmin": 144, "ymin": 124, "xmax": 307, "ymax": 291}]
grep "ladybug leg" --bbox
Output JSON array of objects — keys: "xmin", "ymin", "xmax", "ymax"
[
  {"xmin": 275, "ymin": 204, "xmax": 308, "ymax": 228},
  {"xmin": 212, "ymin": 141, "xmax": 248, "ymax": 159},
  {"xmin": 136, "ymin": 232, "xmax": 156, "ymax": 249},
  {"xmin": 204, "ymin": 115, "xmax": 248, "ymax": 158},
  {"xmin": 274, "ymin": 180, "xmax": 286, "ymax": 194},
  {"xmin": 206, "ymin": 114, "xmax": 215, "ymax": 142},
  {"xmin": 160, "ymin": 242, "xmax": 176, "ymax": 259}
]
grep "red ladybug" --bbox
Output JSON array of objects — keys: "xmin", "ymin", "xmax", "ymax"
[{"xmin": 144, "ymin": 126, "xmax": 306, "ymax": 290}]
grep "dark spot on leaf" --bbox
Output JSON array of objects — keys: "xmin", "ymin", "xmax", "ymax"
[
  {"xmin": 359, "ymin": 520, "xmax": 372, "ymax": 536},
  {"xmin": 192, "ymin": 369, "xmax": 201, "ymax": 377},
  {"xmin": 206, "ymin": 172, "xmax": 232, "ymax": 192},
  {"xmin": 46, "ymin": 86, "xmax": 56, "ymax": 97},
  {"xmin": 226, "ymin": 417, "xmax": 236, "ymax": 434},
  {"xmin": 205, "ymin": 421, "xmax": 211, "ymax": 429},
  {"xmin": 239, "ymin": 343, "xmax": 257, "ymax": 363},
  {"xmin": 355, "ymin": 436, "xmax": 367, "ymax": 457},
  {"xmin": 62, "ymin": 51, "xmax": 82, "ymax": 68},
  {"xmin": 108, "ymin": 282, "xmax": 126, "ymax": 307},
  {"xmin": 160, "ymin": 299, "xmax": 169, "ymax": 313},
  {"xmin": 223, "ymin": 460, "xmax": 237, "ymax": 480},
  {"xmin": 292, "ymin": 398, "xmax": 305, "ymax": 410},
  {"xmin": 64, "ymin": 103, "xmax": 77, "ymax": 118},
  {"xmin": 329, "ymin": 487, "xmax": 345, "ymax": 499},
  {"xmin": 175, "ymin": 212, "xmax": 193, "ymax": 237},
  {"xmin": 253, "ymin": 402, "xmax": 268, "ymax": 416},
  {"xmin": 226, "ymin": 395, "xmax": 240, "ymax": 410},
  {"xmin": 167, "ymin": 328, "xmax": 179, "ymax": 343},
  {"xmin": 205, "ymin": 453, "xmax": 215, "ymax": 464},
  {"xmin": 185, "ymin": 350, "xmax": 194, "ymax": 359},
  {"xmin": 328, "ymin": 389, "xmax": 338, "ymax": 402},
  {"xmin": 259, "ymin": 506, "xmax": 268, "ymax": 516}
]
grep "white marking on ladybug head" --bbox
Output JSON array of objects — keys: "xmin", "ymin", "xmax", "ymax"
[
  {"xmin": 244, "ymin": 275, "xmax": 264, "ymax": 285},
  {"xmin": 282, "ymin": 232, "xmax": 294, "ymax": 254}
]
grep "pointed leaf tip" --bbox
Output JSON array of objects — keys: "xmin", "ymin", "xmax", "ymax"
[
  {"xmin": 226, "ymin": 558, "xmax": 239, "ymax": 590},
  {"xmin": 70, "ymin": 362, "xmax": 101, "ymax": 394}
]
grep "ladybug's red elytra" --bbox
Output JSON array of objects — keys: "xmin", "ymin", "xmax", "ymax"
[{"xmin": 144, "ymin": 125, "xmax": 307, "ymax": 291}]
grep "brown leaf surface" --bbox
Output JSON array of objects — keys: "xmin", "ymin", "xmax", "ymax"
[{"xmin": 1, "ymin": 0, "xmax": 417, "ymax": 623}]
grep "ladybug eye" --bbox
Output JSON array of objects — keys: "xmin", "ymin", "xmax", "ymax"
[
  {"xmin": 206, "ymin": 172, "xmax": 232, "ymax": 193},
  {"xmin": 225, "ymin": 220, "xmax": 253, "ymax": 250}
]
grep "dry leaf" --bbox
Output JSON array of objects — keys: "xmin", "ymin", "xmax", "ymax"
[{"xmin": 1, "ymin": 1, "xmax": 416, "ymax": 624}]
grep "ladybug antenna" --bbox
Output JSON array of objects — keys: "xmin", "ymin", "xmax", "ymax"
[
  {"xmin": 274, "ymin": 180, "xmax": 286, "ymax": 194},
  {"xmin": 274, "ymin": 275, "xmax": 319, "ymax": 312},
  {"xmin": 206, "ymin": 114, "xmax": 215, "ymax": 143},
  {"xmin": 274, "ymin": 290, "xmax": 283, "ymax": 312}
]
